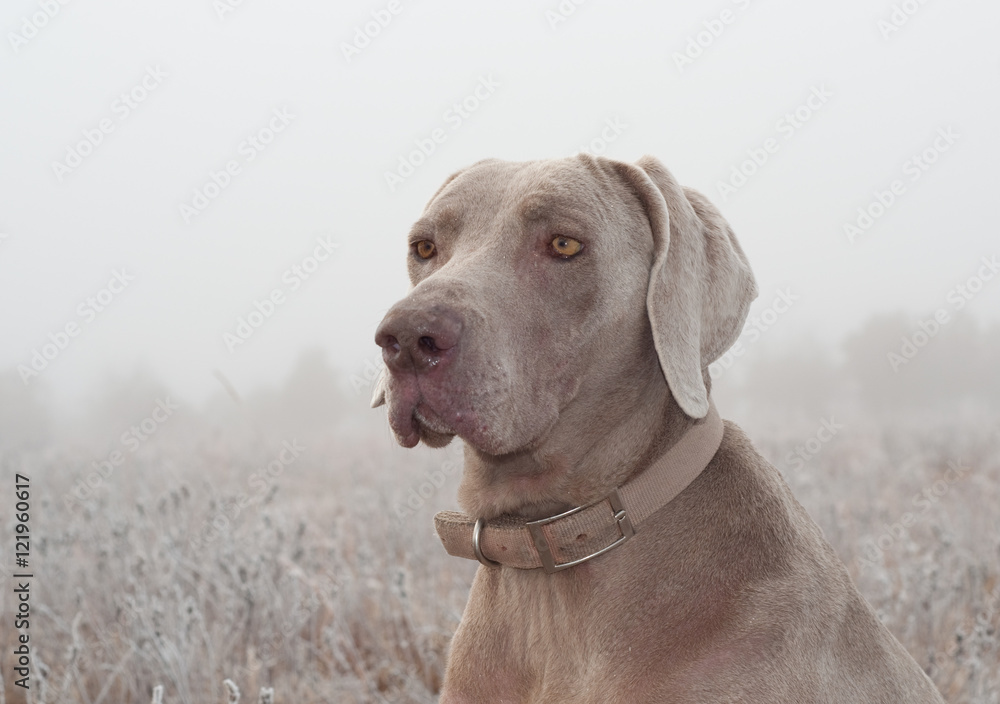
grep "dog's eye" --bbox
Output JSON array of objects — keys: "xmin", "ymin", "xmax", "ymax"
[
  {"xmin": 413, "ymin": 240, "xmax": 436, "ymax": 260},
  {"xmin": 551, "ymin": 235, "xmax": 583, "ymax": 258}
]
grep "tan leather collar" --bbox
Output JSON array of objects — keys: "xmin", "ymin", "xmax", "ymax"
[{"xmin": 433, "ymin": 401, "xmax": 725, "ymax": 573}]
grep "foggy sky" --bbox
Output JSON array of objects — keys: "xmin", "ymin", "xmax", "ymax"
[{"xmin": 2, "ymin": 0, "xmax": 998, "ymax": 409}]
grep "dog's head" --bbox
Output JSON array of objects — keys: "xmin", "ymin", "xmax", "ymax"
[{"xmin": 373, "ymin": 155, "xmax": 756, "ymax": 460}]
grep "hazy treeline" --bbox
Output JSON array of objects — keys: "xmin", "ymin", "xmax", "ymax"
[
  {"xmin": 1, "ymin": 312, "xmax": 999, "ymax": 454},
  {"xmin": 713, "ymin": 312, "xmax": 1000, "ymax": 420}
]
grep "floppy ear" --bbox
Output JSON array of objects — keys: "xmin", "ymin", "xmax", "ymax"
[
  {"xmin": 609, "ymin": 155, "xmax": 757, "ymax": 418},
  {"xmin": 370, "ymin": 366, "xmax": 387, "ymax": 408}
]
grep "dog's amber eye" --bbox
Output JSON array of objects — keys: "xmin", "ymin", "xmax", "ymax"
[
  {"xmin": 413, "ymin": 240, "xmax": 436, "ymax": 259},
  {"xmin": 551, "ymin": 235, "xmax": 583, "ymax": 258}
]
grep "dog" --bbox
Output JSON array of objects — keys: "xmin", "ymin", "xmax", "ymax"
[{"xmin": 372, "ymin": 154, "xmax": 945, "ymax": 703}]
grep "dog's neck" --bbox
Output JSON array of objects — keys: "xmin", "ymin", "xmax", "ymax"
[{"xmin": 456, "ymin": 363, "xmax": 705, "ymax": 521}]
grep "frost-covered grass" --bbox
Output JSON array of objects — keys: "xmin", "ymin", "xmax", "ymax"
[{"xmin": 1, "ymin": 401, "xmax": 997, "ymax": 703}]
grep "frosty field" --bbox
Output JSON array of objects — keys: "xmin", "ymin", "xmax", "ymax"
[{"xmin": 1, "ymin": 349, "xmax": 998, "ymax": 703}]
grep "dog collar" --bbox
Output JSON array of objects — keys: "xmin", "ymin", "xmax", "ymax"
[{"xmin": 433, "ymin": 401, "xmax": 724, "ymax": 573}]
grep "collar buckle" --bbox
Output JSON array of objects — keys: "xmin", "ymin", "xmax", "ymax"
[{"xmin": 526, "ymin": 487, "xmax": 635, "ymax": 574}]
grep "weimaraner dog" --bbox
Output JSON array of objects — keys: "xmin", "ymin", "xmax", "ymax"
[{"xmin": 372, "ymin": 155, "xmax": 944, "ymax": 703}]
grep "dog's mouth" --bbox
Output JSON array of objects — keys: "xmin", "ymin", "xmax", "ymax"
[
  {"xmin": 384, "ymin": 370, "xmax": 469, "ymax": 449},
  {"xmin": 381, "ymin": 356, "xmax": 544, "ymax": 456},
  {"xmin": 412, "ymin": 405, "xmax": 458, "ymax": 447}
]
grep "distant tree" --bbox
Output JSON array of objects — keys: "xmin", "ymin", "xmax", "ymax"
[
  {"xmin": 0, "ymin": 369, "xmax": 52, "ymax": 450},
  {"xmin": 842, "ymin": 313, "xmax": 919, "ymax": 410},
  {"xmin": 244, "ymin": 348, "xmax": 347, "ymax": 443},
  {"xmin": 842, "ymin": 312, "xmax": 1000, "ymax": 412},
  {"xmin": 743, "ymin": 336, "xmax": 842, "ymax": 414}
]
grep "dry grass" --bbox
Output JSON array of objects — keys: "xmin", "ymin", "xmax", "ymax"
[{"xmin": 1, "ymin": 401, "xmax": 997, "ymax": 703}]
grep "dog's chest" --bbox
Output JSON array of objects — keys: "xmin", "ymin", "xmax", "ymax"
[{"xmin": 440, "ymin": 562, "xmax": 733, "ymax": 703}]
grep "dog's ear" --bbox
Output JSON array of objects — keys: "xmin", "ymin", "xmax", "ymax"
[
  {"xmin": 610, "ymin": 155, "xmax": 757, "ymax": 418},
  {"xmin": 370, "ymin": 366, "xmax": 387, "ymax": 408}
]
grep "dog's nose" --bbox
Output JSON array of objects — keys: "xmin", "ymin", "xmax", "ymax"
[{"xmin": 375, "ymin": 304, "xmax": 463, "ymax": 374}]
